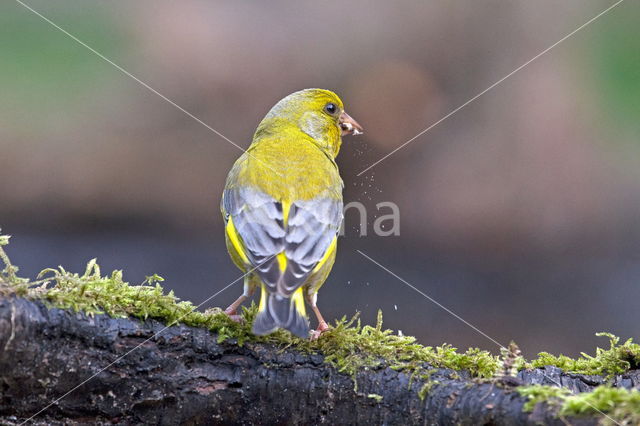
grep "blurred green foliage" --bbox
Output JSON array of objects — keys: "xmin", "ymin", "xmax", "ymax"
[
  {"xmin": 0, "ymin": 3, "xmax": 125, "ymax": 128},
  {"xmin": 592, "ymin": 13, "xmax": 640, "ymax": 142}
]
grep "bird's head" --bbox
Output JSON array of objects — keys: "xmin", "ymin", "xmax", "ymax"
[{"xmin": 254, "ymin": 88, "xmax": 363, "ymax": 158}]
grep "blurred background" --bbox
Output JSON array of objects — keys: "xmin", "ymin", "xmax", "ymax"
[{"xmin": 1, "ymin": 0, "xmax": 639, "ymax": 358}]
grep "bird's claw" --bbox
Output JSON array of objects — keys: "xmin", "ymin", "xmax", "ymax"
[
  {"xmin": 224, "ymin": 308, "xmax": 244, "ymax": 323},
  {"xmin": 227, "ymin": 314, "xmax": 244, "ymax": 323},
  {"xmin": 310, "ymin": 322, "xmax": 330, "ymax": 341}
]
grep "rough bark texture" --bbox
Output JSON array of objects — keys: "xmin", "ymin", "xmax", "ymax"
[{"xmin": 0, "ymin": 296, "xmax": 634, "ymax": 425}]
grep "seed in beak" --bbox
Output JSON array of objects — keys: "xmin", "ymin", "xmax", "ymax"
[
  {"xmin": 341, "ymin": 122, "xmax": 353, "ymax": 132},
  {"xmin": 339, "ymin": 112, "xmax": 364, "ymax": 136}
]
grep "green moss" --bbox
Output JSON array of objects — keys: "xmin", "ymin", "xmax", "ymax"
[
  {"xmin": 0, "ymin": 233, "xmax": 29, "ymax": 290},
  {"xmin": 518, "ymin": 385, "xmax": 640, "ymax": 425},
  {"xmin": 418, "ymin": 379, "xmax": 439, "ymax": 401},
  {"xmin": 294, "ymin": 310, "xmax": 500, "ymax": 383},
  {"xmin": 367, "ymin": 393, "xmax": 383, "ymax": 402},
  {"xmin": 517, "ymin": 385, "xmax": 570, "ymax": 412},
  {"xmin": 561, "ymin": 387, "xmax": 640, "ymax": 425},
  {"xmin": 526, "ymin": 333, "xmax": 640, "ymax": 377}
]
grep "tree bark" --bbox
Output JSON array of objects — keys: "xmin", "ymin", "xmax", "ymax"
[{"xmin": 0, "ymin": 296, "xmax": 635, "ymax": 425}]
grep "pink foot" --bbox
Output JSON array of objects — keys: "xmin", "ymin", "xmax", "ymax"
[
  {"xmin": 310, "ymin": 322, "xmax": 329, "ymax": 340},
  {"xmin": 224, "ymin": 308, "xmax": 243, "ymax": 323}
]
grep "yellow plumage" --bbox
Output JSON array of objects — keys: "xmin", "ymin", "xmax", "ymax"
[{"xmin": 221, "ymin": 88, "xmax": 362, "ymax": 338}]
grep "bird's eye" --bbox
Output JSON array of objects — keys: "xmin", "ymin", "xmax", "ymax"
[{"xmin": 324, "ymin": 102, "xmax": 338, "ymax": 115}]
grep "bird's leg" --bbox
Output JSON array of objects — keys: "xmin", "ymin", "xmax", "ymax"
[
  {"xmin": 310, "ymin": 306, "xmax": 329, "ymax": 340},
  {"xmin": 306, "ymin": 292, "xmax": 329, "ymax": 340},
  {"xmin": 224, "ymin": 276, "xmax": 254, "ymax": 322}
]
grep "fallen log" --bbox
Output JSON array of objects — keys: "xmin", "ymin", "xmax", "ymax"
[{"xmin": 1, "ymin": 296, "xmax": 637, "ymax": 425}]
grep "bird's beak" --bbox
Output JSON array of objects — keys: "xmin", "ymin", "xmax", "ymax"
[{"xmin": 339, "ymin": 112, "xmax": 363, "ymax": 136}]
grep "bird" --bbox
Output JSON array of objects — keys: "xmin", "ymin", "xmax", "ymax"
[{"xmin": 221, "ymin": 88, "xmax": 363, "ymax": 338}]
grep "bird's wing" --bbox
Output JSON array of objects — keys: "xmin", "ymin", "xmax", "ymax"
[
  {"xmin": 281, "ymin": 197, "xmax": 342, "ymax": 295},
  {"xmin": 223, "ymin": 186, "xmax": 286, "ymax": 274},
  {"xmin": 222, "ymin": 186, "xmax": 342, "ymax": 297}
]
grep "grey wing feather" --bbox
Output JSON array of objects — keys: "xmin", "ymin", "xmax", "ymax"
[
  {"xmin": 223, "ymin": 187, "xmax": 285, "ymax": 291},
  {"xmin": 280, "ymin": 198, "xmax": 342, "ymax": 295},
  {"xmin": 223, "ymin": 186, "xmax": 342, "ymax": 296}
]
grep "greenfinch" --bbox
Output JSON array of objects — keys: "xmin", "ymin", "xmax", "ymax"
[{"xmin": 221, "ymin": 89, "xmax": 363, "ymax": 338}]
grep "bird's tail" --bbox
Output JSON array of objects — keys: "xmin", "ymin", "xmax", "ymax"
[{"xmin": 252, "ymin": 285, "xmax": 309, "ymax": 338}]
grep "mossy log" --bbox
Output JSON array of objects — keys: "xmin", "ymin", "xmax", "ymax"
[{"xmin": 0, "ymin": 297, "xmax": 633, "ymax": 425}]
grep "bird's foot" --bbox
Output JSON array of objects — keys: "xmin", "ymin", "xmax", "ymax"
[
  {"xmin": 310, "ymin": 321, "xmax": 330, "ymax": 340},
  {"xmin": 224, "ymin": 307, "xmax": 244, "ymax": 323}
]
